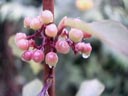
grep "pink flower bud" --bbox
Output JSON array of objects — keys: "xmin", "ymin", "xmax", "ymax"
[
  {"xmin": 24, "ymin": 17, "xmax": 32, "ymax": 28},
  {"xmin": 55, "ymin": 40, "xmax": 70, "ymax": 54},
  {"xmin": 16, "ymin": 39, "xmax": 29, "ymax": 50},
  {"xmin": 83, "ymin": 43, "xmax": 92, "ymax": 53},
  {"xmin": 40, "ymin": 10, "xmax": 53, "ymax": 24},
  {"xmin": 45, "ymin": 24, "xmax": 58, "ymax": 37},
  {"xmin": 45, "ymin": 52, "xmax": 58, "ymax": 66},
  {"xmin": 69, "ymin": 28, "xmax": 83, "ymax": 43},
  {"xmin": 32, "ymin": 50, "xmax": 44, "ymax": 63},
  {"xmin": 22, "ymin": 50, "xmax": 33, "ymax": 61},
  {"xmin": 15, "ymin": 33, "xmax": 27, "ymax": 43},
  {"xmin": 75, "ymin": 42, "xmax": 92, "ymax": 58},
  {"xmin": 30, "ymin": 18, "xmax": 42, "ymax": 30}
]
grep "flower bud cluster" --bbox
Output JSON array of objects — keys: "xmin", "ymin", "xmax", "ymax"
[{"xmin": 15, "ymin": 10, "xmax": 92, "ymax": 67}]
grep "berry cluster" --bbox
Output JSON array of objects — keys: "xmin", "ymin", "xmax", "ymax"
[{"xmin": 15, "ymin": 10, "xmax": 92, "ymax": 67}]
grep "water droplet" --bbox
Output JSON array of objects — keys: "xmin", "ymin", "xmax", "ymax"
[
  {"xmin": 82, "ymin": 53, "xmax": 90, "ymax": 59},
  {"xmin": 48, "ymin": 65, "xmax": 52, "ymax": 68}
]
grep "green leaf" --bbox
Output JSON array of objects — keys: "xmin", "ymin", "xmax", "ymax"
[{"xmin": 62, "ymin": 18, "xmax": 128, "ymax": 57}]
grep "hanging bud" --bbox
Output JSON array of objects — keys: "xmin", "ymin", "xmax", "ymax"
[
  {"xmin": 45, "ymin": 52, "xmax": 58, "ymax": 67},
  {"xmin": 69, "ymin": 28, "xmax": 83, "ymax": 43}
]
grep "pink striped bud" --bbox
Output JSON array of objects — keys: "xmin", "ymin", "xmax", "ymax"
[
  {"xmin": 16, "ymin": 39, "xmax": 29, "ymax": 50},
  {"xmin": 32, "ymin": 50, "xmax": 44, "ymax": 63},
  {"xmin": 45, "ymin": 24, "xmax": 58, "ymax": 37},
  {"xmin": 40, "ymin": 10, "xmax": 53, "ymax": 24},
  {"xmin": 45, "ymin": 52, "xmax": 58, "ymax": 66},
  {"xmin": 22, "ymin": 50, "xmax": 33, "ymax": 61},
  {"xmin": 30, "ymin": 18, "xmax": 42, "ymax": 30},
  {"xmin": 24, "ymin": 17, "xmax": 31, "ymax": 28},
  {"xmin": 69, "ymin": 28, "xmax": 83, "ymax": 43},
  {"xmin": 75, "ymin": 42, "xmax": 92, "ymax": 58},
  {"xmin": 55, "ymin": 40, "xmax": 70, "ymax": 54},
  {"xmin": 15, "ymin": 33, "xmax": 27, "ymax": 43}
]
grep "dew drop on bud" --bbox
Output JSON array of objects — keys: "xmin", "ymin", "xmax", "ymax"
[
  {"xmin": 45, "ymin": 52, "xmax": 58, "ymax": 67},
  {"xmin": 82, "ymin": 53, "xmax": 90, "ymax": 59},
  {"xmin": 48, "ymin": 65, "xmax": 53, "ymax": 69}
]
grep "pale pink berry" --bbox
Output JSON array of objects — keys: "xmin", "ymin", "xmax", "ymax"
[
  {"xmin": 40, "ymin": 10, "xmax": 53, "ymax": 24},
  {"xmin": 69, "ymin": 28, "xmax": 83, "ymax": 43},
  {"xmin": 45, "ymin": 52, "xmax": 58, "ymax": 66},
  {"xmin": 75, "ymin": 42, "xmax": 86, "ymax": 52},
  {"xmin": 30, "ymin": 18, "xmax": 42, "ymax": 30},
  {"xmin": 37, "ymin": 15, "xmax": 44, "ymax": 24},
  {"xmin": 32, "ymin": 50, "xmax": 44, "ymax": 63},
  {"xmin": 83, "ymin": 43, "xmax": 92, "ymax": 54},
  {"xmin": 55, "ymin": 40, "xmax": 70, "ymax": 54},
  {"xmin": 45, "ymin": 24, "xmax": 58, "ymax": 37},
  {"xmin": 22, "ymin": 50, "xmax": 33, "ymax": 61},
  {"xmin": 16, "ymin": 39, "xmax": 29, "ymax": 50},
  {"xmin": 75, "ymin": 42, "xmax": 92, "ymax": 58},
  {"xmin": 82, "ymin": 43, "xmax": 92, "ymax": 58},
  {"xmin": 24, "ymin": 17, "xmax": 32, "ymax": 28},
  {"xmin": 15, "ymin": 33, "xmax": 27, "ymax": 43}
]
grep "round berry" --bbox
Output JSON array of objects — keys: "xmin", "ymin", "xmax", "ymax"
[
  {"xmin": 15, "ymin": 33, "xmax": 27, "ymax": 43},
  {"xmin": 40, "ymin": 10, "xmax": 53, "ymax": 24},
  {"xmin": 22, "ymin": 50, "xmax": 33, "ymax": 61},
  {"xmin": 82, "ymin": 43, "xmax": 92, "ymax": 58},
  {"xmin": 24, "ymin": 17, "xmax": 32, "ymax": 28},
  {"xmin": 55, "ymin": 40, "xmax": 70, "ymax": 54},
  {"xmin": 37, "ymin": 15, "xmax": 44, "ymax": 24},
  {"xmin": 45, "ymin": 24, "xmax": 58, "ymax": 37},
  {"xmin": 83, "ymin": 43, "xmax": 92, "ymax": 54},
  {"xmin": 16, "ymin": 39, "xmax": 29, "ymax": 50},
  {"xmin": 69, "ymin": 28, "xmax": 83, "ymax": 43},
  {"xmin": 32, "ymin": 50, "xmax": 44, "ymax": 63},
  {"xmin": 75, "ymin": 42, "xmax": 92, "ymax": 54},
  {"xmin": 45, "ymin": 52, "xmax": 58, "ymax": 66},
  {"xmin": 30, "ymin": 18, "xmax": 42, "ymax": 30},
  {"xmin": 75, "ymin": 42, "xmax": 85, "ymax": 52}
]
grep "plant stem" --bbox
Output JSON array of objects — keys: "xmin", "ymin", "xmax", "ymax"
[{"xmin": 42, "ymin": 0, "xmax": 55, "ymax": 96}]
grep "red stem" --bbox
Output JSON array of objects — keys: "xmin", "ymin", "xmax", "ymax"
[{"xmin": 42, "ymin": 0, "xmax": 55, "ymax": 96}]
